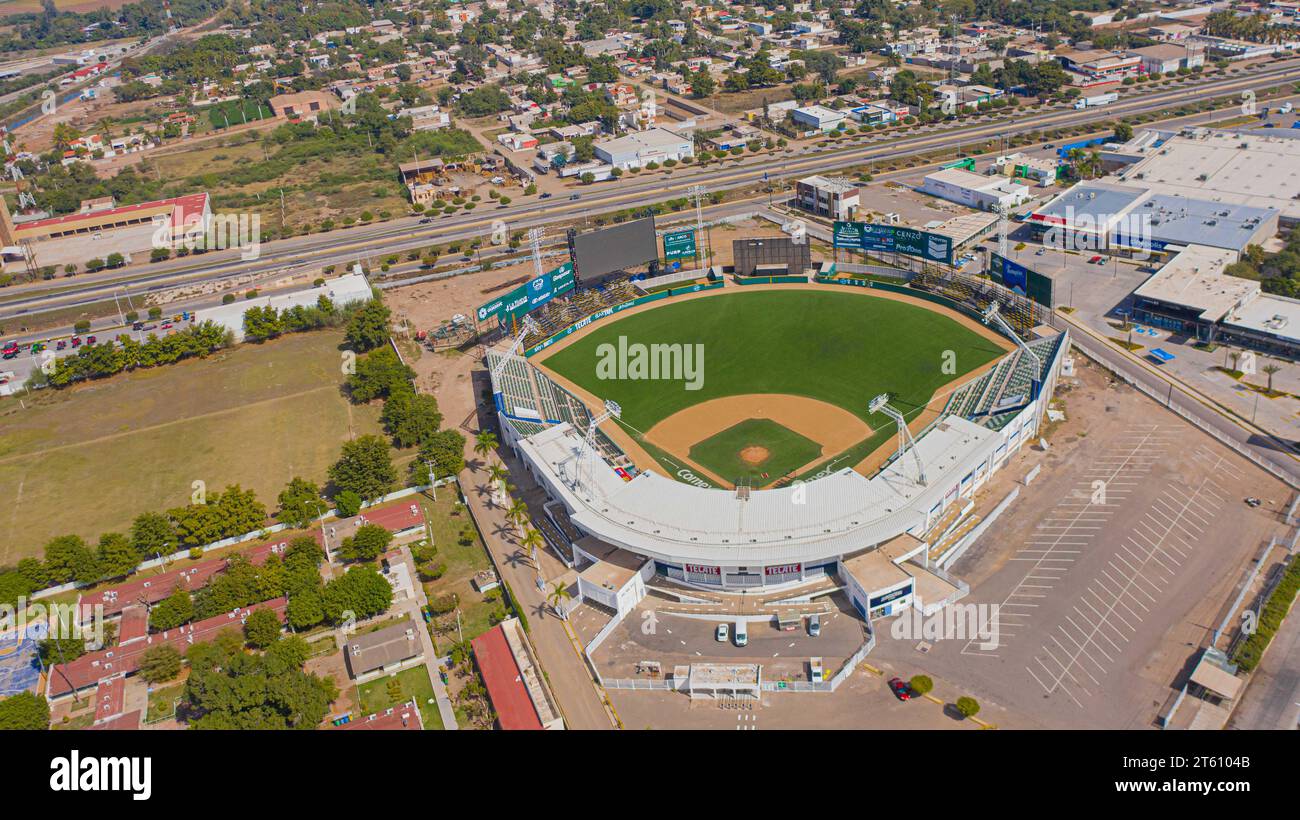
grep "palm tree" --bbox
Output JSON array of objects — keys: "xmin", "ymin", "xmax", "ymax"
[
  {"xmin": 520, "ymin": 526, "xmax": 543, "ymax": 566},
  {"xmin": 474, "ymin": 430, "xmax": 498, "ymax": 463},
  {"xmin": 547, "ymin": 581, "xmax": 572, "ymax": 619},
  {"xmin": 507, "ymin": 499, "xmax": 529, "ymax": 535},
  {"xmin": 1262, "ymin": 362, "xmax": 1281, "ymax": 393},
  {"xmin": 488, "ymin": 462, "xmax": 506, "ymax": 493}
]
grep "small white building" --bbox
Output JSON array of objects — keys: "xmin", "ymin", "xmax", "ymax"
[
  {"xmin": 789, "ymin": 104, "xmax": 845, "ymax": 133},
  {"xmin": 593, "ymin": 127, "xmax": 693, "ymax": 170},
  {"xmin": 920, "ymin": 167, "xmax": 1031, "ymax": 211}
]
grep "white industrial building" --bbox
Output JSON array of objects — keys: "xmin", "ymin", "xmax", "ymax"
[
  {"xmin": 789, "ymin": 104, "xmax": 846, "ymax": 133},
  {"xmin": 920, "ymin": 167, "xmax": 1031, "ymax": 211},
  {"xmin": 593, "ymin": 127, "xmax": 694, "ymax": 170}
]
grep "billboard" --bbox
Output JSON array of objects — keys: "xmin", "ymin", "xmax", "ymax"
[
  {"xmin": 663, "ymin": 229, "xmax": 697, "ymax": 261},
  {"xmin": 571, "ymin": 217, "xmax": 658, "ymax": 278},
  {"xmin": 476, "ymin": 261, "xmax": 576, "ymax": 324},
  {"xmin": 990, "ymin": 252, "xmax": 1053, "ymax": 309},
  {"xmin": 832, "ymin": 221, "xmax": 953, "ymax": 265}
]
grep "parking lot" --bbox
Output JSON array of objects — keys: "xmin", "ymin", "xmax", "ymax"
[
  {"xmin": 868, "ymin": 356, "xmax": 1292, "ymax": 728},
  {"xmin": 590, "ymin": 592, "xmax": 869, "ymax": 684}
]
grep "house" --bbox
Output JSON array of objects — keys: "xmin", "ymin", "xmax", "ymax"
[
  {"xmin": 268, "ymin": 90, "xmax": 340, "ymax": 122},
  {"xmin": 343, "ymin": 617, "xmax": 422, "ymax": 681},
  {"xmin": 499, "ymin": 132, "xmax": 539, "ymax": 151}
]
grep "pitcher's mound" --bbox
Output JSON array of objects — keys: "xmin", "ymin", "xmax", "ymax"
[{"xmin": 739, "ymin": 446, "xmax": 770, "ymax": 465}]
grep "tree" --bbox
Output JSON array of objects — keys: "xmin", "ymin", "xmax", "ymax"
[
  {"xmin": 956, "ymin": 696, "xmax": 981, "ymax": 718},
  {"xmin": 287, "ymin": 590, "xmax": 325, "ymax": 630},
  {"xmin": 329, "ymin": 435, "xmax": 397, "ymax": 501},
  {"xmin": 183, "ymin": 636, "xmax": 337, "ymax": 729},
  {"xmin": 908, "ymin": 675, "xmax": 933, "ymax": 696},
  {"xmin": 339, "ymin": 523, "xmax": 393, "ymax": 563},
  {"xmin": 344, "ymin": 299, "xmax": 392, "ymax": 352},
  {"xmin": 520, "ymin": 527, "xmax": 543, "ymax": 566},
  {"xmin": 0, "ymin": 691, "xmax": 50, "ymax": 729},
  {"xmin": 243, "ymin": 305, "xmax": 283, "ymax": 342},
  {"xmin": 334, "ymin": 490, "xmax": 363, "ymax": 518},
  {"xmin": 243, "ymin": 608, "xmax": 283, "ymax": 648},
  {"xmin": 96, "ymin": 532, "xmax": 142, "ymax": 580},
  {"xmin": 547, "ymin": 581, "xmax": 572, "ymax": 619},
  {"xmin": 1262, "ymin": 362, "xmax": 1281, "ymax": 393},
  {"xmin": 276, "ymin": 477, "xmax": 323, "ymax": 529},
  {"xmin": 150, "ymin": 586, "xmax": 195, "ymax": 631},
  {"xmin": 138, "ymin": 643, "xmax": 183, "ymax": 683},
  {"xmin": 507, "ymin": 499, "xmax": 529, "ymax": 536},
  {"xmin": 322, "ymin": 565, "xmax": 393, "ymax": 623},
  {"xmin": 410, "ymin": 428, "xmax": 466, "ymax": 483},
  {"xmin": 381, "ymin": 387, "xmax": 442, "ymax": 447},
  {"xmin": 474, "ymin": 430, "xmax": 499, "ymax": 462},
  {"xmin": 347, "ymin": 347, "xmax": 414, "ymax": 402},
  {"xmin": 131, "ymin": 511, "xmax": 177, "ymax": 558},
  {"xmin": 43, "ymin": 534, "xmax": 99, "ymax": 585},
  {"xmin": 1113, "ymin": 121, "xmax": 1134, "ymax": 142}
]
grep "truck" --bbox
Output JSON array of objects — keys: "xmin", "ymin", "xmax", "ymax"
[
  {"xmin": 1281, "ymin": 102, "xmax": 1294, "ymax": 115},
  {"xmin": 1074, "ymin": 92, "xmax": 1118, "ymax": 109}
]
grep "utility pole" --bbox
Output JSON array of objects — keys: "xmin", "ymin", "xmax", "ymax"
[{"xmin": 425, "ymin": 459, "xmax": 437, "ymax": 501}]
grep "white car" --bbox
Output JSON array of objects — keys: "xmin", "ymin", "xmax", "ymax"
[{"xmin": 715, "ymin": 623, "xmax": 729, "ymax": 642}]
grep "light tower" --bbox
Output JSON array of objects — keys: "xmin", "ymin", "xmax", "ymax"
[
  {"xmin": 869, "ymin": 393, "xmax": 926, "ymax": 486},
  {"xmin": 983, "ymin": 300, "xmax": 1042, "ymax": 401},
  {"xmin": 688, "ymin": 184, "xmax": 709, "ymax": 267},
  {"xmin": 528, "ymin": 226, "xmax": 545, "ymax": 279},
  {"xmin": 489, "ymin": 313, "xmax": 539, "ymax": 388},
  {"xmin": 579, "ymin": 399, "xmax": 622, "ymax": 494}
]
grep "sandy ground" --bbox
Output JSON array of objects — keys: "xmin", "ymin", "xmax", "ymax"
[{"xmin": 530, "ymin": 281, "xmax": 1016, "ymax": 486}]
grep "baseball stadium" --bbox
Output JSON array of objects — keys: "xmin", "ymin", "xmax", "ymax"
[{"xmin": 483, "ymin": 225, "xmax": 1067, "ymax": 622}]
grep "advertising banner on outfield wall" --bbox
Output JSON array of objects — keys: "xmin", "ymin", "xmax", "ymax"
[
  {"xmin": 663, "ymin": 229, "xmax": 697, "ymax": 261},
  {"xmin": 833, "ymin": 221, "xmax": 953, "ymax": 265},
  {"xmin": 477, "ymin": 261, "xmax": 576, "ymax": 324}
]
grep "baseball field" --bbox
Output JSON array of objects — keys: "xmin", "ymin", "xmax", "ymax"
[{"xmin": 536, "ymin": 286, "xmax": 1012, "ymax": 488}]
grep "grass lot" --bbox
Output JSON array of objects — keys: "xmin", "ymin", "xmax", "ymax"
[
  {"xmin": 0, "ymin": 330, "xmax": 396, "ymax": 562},
  {"xmin": 145, "ymin": 682, "xmax": 186, "ymax": 723},
  {"xmin": 415, "ymin": 490, "xmax": 504, "ymax": 649},
  {"xmin": 688, "ymin": 418, "xmax": 822, "ymax": 485},
  {"xmin": 354, "ymin": 663, "xmax": 443, "ymax": 729},
  {"xmin": 541, "ymin": 288, "xmax": 1004, "ymax": 431}
]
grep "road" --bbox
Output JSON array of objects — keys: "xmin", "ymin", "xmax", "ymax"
[{"xmin": 6, "ymin": 57, "xmax": 1300, "ymax": 323}]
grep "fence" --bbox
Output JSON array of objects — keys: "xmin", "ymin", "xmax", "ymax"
[{"xmin": 636, "ymin": 266, "xmax": 713, "ymax": 291}]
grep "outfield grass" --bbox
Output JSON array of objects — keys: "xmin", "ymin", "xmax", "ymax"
[
  {"xmin": 541, "ymin": 290, "xmax": 1004, "ymax": 432},
  {"xmin": 541, "ymin": 290, "xmax": 1004, "ymax": 482},
  {"xmin": 0, "ymin": 331, "xmax": 393, "ymax": 562},
  {"xmin": 688, "ymin": 418, "xmax": 822, "ymax": 484}
]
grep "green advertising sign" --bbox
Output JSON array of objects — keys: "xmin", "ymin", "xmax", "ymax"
[
  {"xmin": 477, "ymin": 261, "xmax": 575, "ymax": 324},
  {"xmin": 663, "ymin": 229, "xmax": 697, "ymax": 261},
  {"xmin": 832, "ymin": 221, "xmax": 953, "ymax": 265}
]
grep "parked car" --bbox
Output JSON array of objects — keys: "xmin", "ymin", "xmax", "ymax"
[
  {"xmin": 86, "ymin": 336, "xmax": 96, "ymax": 345},
  {"xmin": 56, "ymin": 340, "xmax": 66, "ymax": 350},
  {"xmin": 539, "ymin": 192, "xmax": 552, "ymax": 199},
  {"xmin": 888, "ymin": 677, "xmax": 914, "ymax": 701},
  {"xmin": 569, "ymin": 193, "xmax": 581, "ymax": 201},
  {"xmin": 808, "ymin": 614, "xmax": 821, "ymax": 637},
  {"xmin": 715, "ymin": 623, "xmax": 729, "ymax": 642},
  {"xmin": 70, "ymin": 337, "xmax": 81, "ymax": 347},
  {"xmin": 161, "ymin": 323, "xmax": 174, "ymax": 330},
  {"xmin": 1089, "ymin": 255, "xmax": 1103, "ymax": 264}
]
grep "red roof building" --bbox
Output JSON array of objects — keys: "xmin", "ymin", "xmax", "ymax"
[
  {"xmin": 334, "ymin": 700, "xmax": 424, "ymax": 731},
  {"xmin": 471, "ymin": 624, "xmax": 544, "ymax": 730},
  {"xmin": 48, "ymin": 598, "xmax": 288, "ymax": 699}
]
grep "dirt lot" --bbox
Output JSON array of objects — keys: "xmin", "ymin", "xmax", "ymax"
[{"xmin": 868, "ymin": 353, "xmax": 1294, "ymax": 729}]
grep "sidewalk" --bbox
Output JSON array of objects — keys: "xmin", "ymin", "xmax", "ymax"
[{"xmin": 395, "ymin": 542, "xmax": 459, "ymax": 730}]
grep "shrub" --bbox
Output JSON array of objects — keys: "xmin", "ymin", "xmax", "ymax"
[
  {"xmin": 908, "ymin": 675, "xmax": 933, "ymax": 696},
  {"xmin": 956, "ymin": 696, "xmax": 980, "ymax": 718}
]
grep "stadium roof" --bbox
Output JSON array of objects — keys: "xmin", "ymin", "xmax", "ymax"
[{"xmin": 518, "ymin": 416, "xmax": 1001, "ymax": 565}]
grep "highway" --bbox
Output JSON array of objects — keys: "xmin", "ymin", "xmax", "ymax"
[{"xmin": 6, "ymin": 56, "xmax": 1300, "ymax": 325}]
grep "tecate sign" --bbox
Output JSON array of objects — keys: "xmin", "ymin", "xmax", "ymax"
[
  {"xmin": 684, "ymin": 564, "xmax": 720, "ymax": 576},
  {"xmin": 765, "ymin": 563, "xmax": 801, "ymax": 576}
]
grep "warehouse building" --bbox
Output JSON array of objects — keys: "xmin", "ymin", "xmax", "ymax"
[
  {"xmin": 194, "ymin": 271, "xmax": 373, "ymax": 342},
  {"xmin": 920, "ymin": 167, "xmax": 1031, "ymax": 211},
  {"xmin": 593, "ymin": 127, "xmax": 693, "ymax": 170},
  {"xmin": 789, "ymin": 104, "xmax": 846, "ymax": 133}
]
